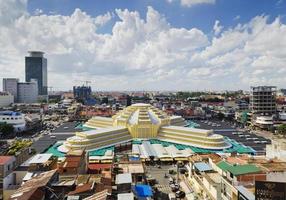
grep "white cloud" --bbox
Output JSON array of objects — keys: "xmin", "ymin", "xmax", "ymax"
[
  {"xmin": 0, "ymin": 1, "xmax": 286, "ymax": 91},
  {"xmin": 180, "ymin": 0, "xmax": 216, "ymax": 7},
  {"xmin": 0, "ymin": 0, "xmax": 27, "ymax": 25},
  {"xmin": 94, "ymin": 12, "xmax": 113, "ymax": 26},
  {"xmin": 167, "ymin": 0, "xmax": 216, "ymax": 7},
  {"xmin": 213, "ymin": 20, "xmax": 223, "ymax": 35},
  {"xmin": 34, "ymin": 8, "xmax": 43, "ymax": 15},
  {"xmin": 233, "ymin": 15, "xmax": 240, "ymax": 20}
]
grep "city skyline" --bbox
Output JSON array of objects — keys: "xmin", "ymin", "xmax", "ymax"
[{"xmin": 1, "ymin": 0, "xmax": 286, "ymax": 91}]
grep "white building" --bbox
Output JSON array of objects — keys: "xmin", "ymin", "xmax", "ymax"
[
  {"xmin": 254, "ymin": 116, "xmax": 273, "ymax": 129},
  {"xmin": 266, "ymin": 140, "xmax": 286, "ymax": 161},
  {"xmin": 17, "ymin": 79, "xmax": 38, "ymax": 103},
  {"xmin": 279, "ymin": 112, "xmax": 286, "ymax": 121},
  {"xmin": 0, "ymin": 111, "xmax": 26, "ymax": 132},
  {"xmin": 3, "ymin": 78, "xmax": 18, "ymax": 102},
  {"xmin": 0, "ymin": 92, "xmax": 14, "ymax": 108}
]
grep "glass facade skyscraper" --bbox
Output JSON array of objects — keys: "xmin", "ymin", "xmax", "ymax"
[{"xmin": 25, "ymin": 51, "xmax": 47, "ymax": 95}]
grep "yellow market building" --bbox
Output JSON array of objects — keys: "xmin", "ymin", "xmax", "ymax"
[{"xmin": 58, "ymin": 103, "xmax": 231, "ymax": 152}]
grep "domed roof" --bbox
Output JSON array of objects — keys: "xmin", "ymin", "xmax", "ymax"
[{"xmin": 113, "ymin": 103, "xmax": 170, "ymax": 126}]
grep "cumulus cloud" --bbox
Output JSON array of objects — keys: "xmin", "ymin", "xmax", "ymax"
[
  {"xmin": 168, "ymin": 0, "xmax": 216, "ymax": 7},
  {"xmin": 180, "ymin": 0, "xmax": 216, "ymax": 7},
  {"xmin": 0, "ymin": 0, "xmax": 286, "ymax": 91},
  {"xmin": 94, "ymin": 12, "xmax": 113, "ymax": 26},
  {"xmin": 233, "ymin": 15, "xmax": 240, "ymax": 20},
  {"xmin": 213, "ymin": 20, "xmax": 223, "ymax": 35},
  {"xmin": 34, "ymin": 8, "xmax": 43, "ymax": 15}
]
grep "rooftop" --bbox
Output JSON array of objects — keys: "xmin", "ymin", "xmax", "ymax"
[
  {"xmin": 194, "ymin": 162, "xmax": 213, "ymax": 172},
  {"xmin": 0, "ymin": 156, "xmax": 14, "ymax": 165},
  {"xmin": 68, "ymin": 183, "xmax": 94, "ymax": 195},
  {"xmin": 116, "ymin": 173, "xmax": 132, "ymax": 184},
  {"xmin": 83, "ymin": 189, "xmax": 109, "ymax": 200},
  {"xmin": 10, "ymin": 170, "xmax": 57, "ymax": 200},
  {"xmin": 117, "ymin": 193, "xmax": 134, "ymax": 200},
  {"xmin": 0, "ymin": 111, "xmax": 22, "ymax": 116},
  {"xmin": 28, "ymin": 153, "xmax": 53, "ymax": 164},
  {"xmin": 217, "ymin": 161, "xmax": 261, "ymax": 176}
]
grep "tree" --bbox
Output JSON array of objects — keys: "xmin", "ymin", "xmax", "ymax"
[
  {"xmin": 277, "ymin": 124, "xmax": 286, "ymax": 137},
  {"xmin": 0, "ymin": 123, "xmax": 14, "ymax": 135}
]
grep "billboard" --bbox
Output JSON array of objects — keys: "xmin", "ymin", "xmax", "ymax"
[{"xmin": 255, "ymin": 180, "xmax": 286, "ymax": 200}]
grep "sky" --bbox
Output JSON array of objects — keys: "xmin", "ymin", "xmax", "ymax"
[{"xmin": 0, "ymin": 0, "xmax": 286, "ymax": 91}]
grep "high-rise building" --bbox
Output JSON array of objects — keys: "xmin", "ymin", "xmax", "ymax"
[
  {"xmin": 250, "ymin": 86, "xmax": 276, "ymax": 115},
  {"xmin": 25, "ymin": 51, "xmax": 47, "ymax": 95},
  {"xmin": 3, "ymin": 78, "xmax": 19, "ymax": 101},
  {"xmin": 17, "ymin": 79, "xmax": 38, "ymax": 103},
  {"xmin": 73, "ymin": 86, "xmax": 91, "ymax": 100}
]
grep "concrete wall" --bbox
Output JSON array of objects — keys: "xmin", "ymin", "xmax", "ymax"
[
  {"xmin": 267, "ymin": 171, "xmax": 286, "ymax": 182},
  {"xmin": 202, "ymin": 176, "xmax": 221, "ymax": 200},
  {"xmin": 266, "ymin": 141, "xmax": 286, "ymax": 161}
]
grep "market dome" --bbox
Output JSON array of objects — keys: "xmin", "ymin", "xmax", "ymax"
[{"xmin": 112, "ymin": 103, "xmax": 171, "ymax": 138}]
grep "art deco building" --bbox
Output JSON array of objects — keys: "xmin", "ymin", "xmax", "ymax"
[{"xmin": 58, "ymin": 104, "xmax": 231, "ymax": 153}]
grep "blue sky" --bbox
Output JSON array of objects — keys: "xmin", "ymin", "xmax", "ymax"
[
  {"xmin": 1, "ymin": 0, "xmax": 286, "ymax": 91},
  {"xmin": 27, "ymin": 0, "xmax": 286, "ymax": 34}
]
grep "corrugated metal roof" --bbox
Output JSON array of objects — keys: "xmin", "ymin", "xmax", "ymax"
[
  {"xmin": 194, "ymin": 162, "xmax": 213, "ymax": 172},
  {"xmin": 118, "ymin": 193, "xmax": 134, "ymax": 200},
  {"xmin": 227, "ymin": 164, "xmax": 261, "ymax": 176},
  {"xmin": 88, "ymin": 164, "xmax": 111, "ymax": 170},
  {"xmin": 142, "ymin": 141, "xmax": 157, "ymax": 158},
  {"xmin": 217, "ymin": 161, "xmax": 261, "ymax": 176},
  {"xmin": 28, "ymin": 153, "xmax": 53, "ymax": 164},
  {"xmin": 152, "ymin": 144, "xmax": 171, "ymax": 158},
  {"xmin": 217, "ymin": 161, "xmax": 231, "ymax": 171},
  {"xmin": 116, "ymin": 173, "xmax": 132, "ymax": 184}
]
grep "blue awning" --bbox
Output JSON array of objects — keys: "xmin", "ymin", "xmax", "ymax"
[{"xmin": 135, "ymin": 184, "xmax": 153, "ymax": 197}]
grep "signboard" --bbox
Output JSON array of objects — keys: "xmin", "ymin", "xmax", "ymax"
[{"xmin": 255, "ymin": 180, "xmax": 286, "ymax": 200}]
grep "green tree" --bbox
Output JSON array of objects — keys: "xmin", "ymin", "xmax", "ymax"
[
  {"xmin": 0, "ymin": 123, "xmax": 14, "ymax": 135},
  {"xmin": 277, "ymin": 124, "xmax": 286, "ymax": 137}
]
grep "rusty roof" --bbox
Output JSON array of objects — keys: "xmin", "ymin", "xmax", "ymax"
[
  {"xmin": 68, "ymin": 183, "xmax": 94, "ymax": 195},
  {"xmin": 10, "ymin": 170, "xmax": 57, "ymax": 200}
]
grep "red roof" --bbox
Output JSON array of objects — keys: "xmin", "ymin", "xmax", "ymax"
[
  {"xmin": 0, "ymin": 156, "xmax": 14, "ymax": 165},
  {"xmin": 88, "ymin": 164, "xmax": 112, "ymax": 170}
]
